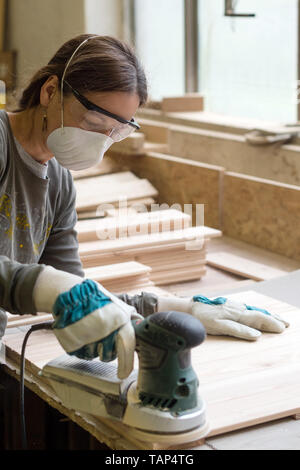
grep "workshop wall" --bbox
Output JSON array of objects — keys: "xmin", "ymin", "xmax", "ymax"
[{"xmin": 6, "ymin": 0, "xmax": 123, "ymax": 92}]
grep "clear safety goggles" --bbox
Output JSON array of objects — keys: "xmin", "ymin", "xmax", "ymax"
[{"xmin": 64, "ymin": 81, "xmax": 140, "ymax": 142}]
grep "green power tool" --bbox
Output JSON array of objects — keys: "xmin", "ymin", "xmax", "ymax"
[{"xmin": 42, "ymin": 311, "xmax": 209, "ymax": 444}]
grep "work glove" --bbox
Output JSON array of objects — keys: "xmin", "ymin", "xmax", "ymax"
[
  {"xmin": 156, "ymin": 294, "xmax": 289, "ymax": 341},
  {"xmin": 33, "ymin": 266, "xmax": 142, "ymax": 378}
]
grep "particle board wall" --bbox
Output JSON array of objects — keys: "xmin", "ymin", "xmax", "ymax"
[
  {"xmin": 168, "ymin": 124, "xmax": 300, "ymax": 187},
  {"xmin": 223, "ymin": 172, "xmax": 300, "ymax": 261},
  {"xmin": 108, "ymin": 151, "xmax": 224, "ymax": 229}
]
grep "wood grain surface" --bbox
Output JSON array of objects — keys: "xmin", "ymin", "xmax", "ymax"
[{"xmin": 2, "ymin": 291, "xmax": 300, "ymax": 449}]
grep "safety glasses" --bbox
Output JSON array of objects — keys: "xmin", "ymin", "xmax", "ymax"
[{"xmin": 64, "ymin": 81, "xmax": 140, "ymax": 142}]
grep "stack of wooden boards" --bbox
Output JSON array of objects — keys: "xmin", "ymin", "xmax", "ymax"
[
  {"xmin": 79, "ymin": 226, "xmax": 221, "ymax": 285},
  {"xmin": 74, "ymin": 170, "xmax": 158, "ymax": 219},
  {"xmin": 73, "ymin": 160, "xmax": 222, "ymax": 287},
  {"xmin": 83, "ymin": 261, "xmax": 154, "ymax": 293}
]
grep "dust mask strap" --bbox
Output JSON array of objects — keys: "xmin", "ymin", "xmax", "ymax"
[{"xmin": 60, "ymin": 35, "xmax": 99, "ymax": 129}]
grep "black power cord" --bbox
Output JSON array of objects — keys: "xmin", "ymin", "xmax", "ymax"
[{"xmin": 20, "ymin": 320, "xmax": 54, "ymax": 449}]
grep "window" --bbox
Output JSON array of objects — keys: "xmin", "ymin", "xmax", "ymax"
[
  {"xmin": 132, "ymin": 0, "xmax": 298, "ymax": 122},
  {"xmin": 198, "ymin": 0, "xmax": 298, "ymax": 122},
  {"xmin": 133, "ymin": 0, "xmax": 185, "ymax": 101}
]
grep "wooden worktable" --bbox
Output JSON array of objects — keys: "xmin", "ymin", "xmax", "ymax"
[{"xmin": 2, "ymin": 285, "xmax": 300, "ymax": 451}]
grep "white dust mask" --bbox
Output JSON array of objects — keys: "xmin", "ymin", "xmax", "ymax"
[
  {"xmin": 47, "ymin": 126, "xmax": 114, "ymax": 171},
  {"xmin": 46, "ymin": 35, "xmax": 114, "ymax": 171}
]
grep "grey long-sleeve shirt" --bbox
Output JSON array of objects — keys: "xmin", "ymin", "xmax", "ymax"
[
  {"xmin": 0, "ymin": 110, "xmax": 158, "ymax": 340},
  {"xmin": 0, "ymin": 110, "xmax": 84, "ymax": 337}
]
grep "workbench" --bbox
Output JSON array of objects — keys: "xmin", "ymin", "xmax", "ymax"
[
  {"xmin": 1, "ymin": 255, "xmax": 300, "ymax": 450},
  {"xmin": 194, "ymin": 269, "xmax": 300, "ymax": 451}
]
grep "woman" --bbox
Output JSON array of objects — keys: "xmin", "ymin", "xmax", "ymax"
[
  {"xmin": 0, "ymin": 34, "xmax": 148, "ymax": 378},
  {"xmin": 0, "ymin": 34, "xmax": 288, "ymax": 380}
]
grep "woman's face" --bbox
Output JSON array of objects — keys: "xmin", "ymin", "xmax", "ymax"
[{"xmin": 42, "ymin": 76, "xmax": 140, "ymax": 139}]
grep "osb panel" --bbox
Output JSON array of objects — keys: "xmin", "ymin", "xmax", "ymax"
[
  {"xmin": 168, "ymin": 126, "xmax": 300, "ymax": 187},
  {"xmin": 223, "ymin": 172, "xmax": 300, "ymax": 261},
  {"xmin": 109, "ymin": 152, "xmax": 224, "ymax": 229}
]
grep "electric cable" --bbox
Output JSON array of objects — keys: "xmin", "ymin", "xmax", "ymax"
[{"xmin": 20, "ymin": 321, "xmax": 53, "ymax": 449}]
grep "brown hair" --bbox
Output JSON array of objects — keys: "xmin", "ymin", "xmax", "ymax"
[{"xmin": 17, "ymin": 34, "xmax": 148, "ymax": 111}]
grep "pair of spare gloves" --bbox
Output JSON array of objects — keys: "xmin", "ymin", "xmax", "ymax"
[{"xmin": 33, "ymin": 266, "xmax": 289, "ymax": 380}]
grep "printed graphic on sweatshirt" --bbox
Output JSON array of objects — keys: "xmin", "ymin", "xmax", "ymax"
[{"xmin": 0, "ymin": 192, "xmax": 52, "ymax": 263}]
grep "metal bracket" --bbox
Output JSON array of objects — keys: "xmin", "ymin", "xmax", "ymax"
[{"xmin": 224, "ymin": 0, "xmax": 255, "ymax": 17}]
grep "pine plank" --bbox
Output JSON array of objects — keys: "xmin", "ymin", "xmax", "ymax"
[
  {"xmin": 70, "ymin": 156, "xmax": 120, "ymax": 180},
  {"xmin": 109, "ymin": 133, "xmax": 145, "ymax": 155},
  {"xmin": 6, "ymin": 314, "xmax": 53, "ymax": 329},
  {"xmin": 75, "ymin": 178, "xmax": 158, "ymax": 212},
  {"xmin": 206, "ymin": 252, "xmax": 287, "ymax": 281},
  {"xmin": 161, "ymin": 94, "xmax": 204, "ymax": 112},
  {"xmin": 196, "ymin": 291, "xmax": 300, "ymax": 437},
  {"xmin": 134, "ymin": 118, "xmax": 169, "ymax": 143},
  {"xmin": 75, "ymin": 209, "xmax": 191, "ymax": 242},
  {"xmin": 78, "ymin": 226, "xmax": 221, "ymax": 256},
  {"xmin": 207, "ymin": 236, "xmax": 300, "ymax": 273},
  {"xmin": 76, "ymin": 198, "xmax": 155, "ymax": 219},
  {"xmin": 83, "ymin": 261, "xmax": 151, "ymax": 282}
]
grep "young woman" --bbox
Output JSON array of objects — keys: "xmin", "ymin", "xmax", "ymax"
[{"xmin": 0, "ymin": 34, "xmax": 288, "ymax": 379}]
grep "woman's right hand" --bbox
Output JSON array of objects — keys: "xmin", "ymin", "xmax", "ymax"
[{"xmin": 33, "ymin": 266, "xmax": 142, "ymax": 378}]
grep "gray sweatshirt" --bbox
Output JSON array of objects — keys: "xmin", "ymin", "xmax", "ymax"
[
  {"xmin": 0, "ymin": 110, "xmax": 157, "ymax": 339},
  {"xmin": 0, "ymin": 110, "xmax": 84, "ymax": 337}
]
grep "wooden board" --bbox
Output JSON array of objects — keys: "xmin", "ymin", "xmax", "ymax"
[
  {"xmin": 109, "ymin": 133, "xmax": 145, "ymax": 155},
  {"xmin": 196, "ymin": 291, "xmax": 300, "ymax": 437},
  {"xmin": 143, "ymin": 142, "xmax": 169, "ymax": 154},
  {"xmin": 150, "ymin": 266, "xmax": 206, "ymax": 285},
  {"xmin": 75, "ymin": 172, "xmax": 158, "ymax": 212},
  {"xmin": 207, "ymin": 236, "xmax": 300, "ymax": 273},
  {"xmin": 83, "ymin": 261, "xmax": 154, "ymax": 292},
  {"xmin": 79, "ymin": 226, "xmax": 219, "ymax": 257},
  {"xmin": 108, "ymin": 151, "xmax": 224, "ymax": 229},
  {"xmin": 6, "ymin": 312, "xmax": 53, "ymax": 329},
  {"xmin": 223, "ymin": 172, "xmax": 300, "ymax": 261},
  {"xmin": 2, "ymin": 291, "xmax": 300, "ymax": 450},
  {"xmin": 136, "ymin": 118, "xmax": 169, "ymax": 143},
  {"xmin": 206, "ymin": 252, "xmax": 287, "ymax": 281},
  {"xmin": 109, "ymin": 134, "xmax": 168, "ymax": 156},
  {"xmin": 84, "ymin": 261, "xmax": 151, "ymax": 282},
  {"xmin": 161, "ymin": 94, "xmax": 204, "ymax": 112},
  {"xmin": 75, "ymin": 209, "xmax": 191, "ymax": 242},
  {"xmin": 70, "ymin": 156, "xmax": 120, "ymax": 180},
  {"xmin": 76, "ymin": 198, "xmax": 155, "ymax": 220}
]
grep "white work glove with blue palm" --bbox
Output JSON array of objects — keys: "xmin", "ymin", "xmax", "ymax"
[
  {"xmin": 33, "ymin": 266, "xmax": 142, "ymax": 378},
  {"xmin": 157, "ymin": 294, "xmax": 289, "ymax": 341}
]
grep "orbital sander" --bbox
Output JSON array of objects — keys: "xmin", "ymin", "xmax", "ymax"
[{"xmin": 41, "ymin": 311, "xmax": 209, "ymax": 445}]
